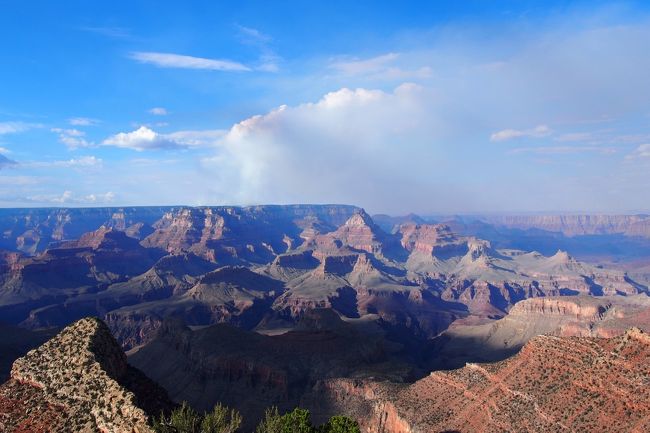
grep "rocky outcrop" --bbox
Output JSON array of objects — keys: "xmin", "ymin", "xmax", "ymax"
[
  {"xmin": 399, "ymin": 223, "xmax": 466, "ymax": 256},
  {"xmin": 0, "ymin": 317, "xmax": 171, "ymax": 432},
  {"xmin": 319, "ymin": 329, "xmax": 650, "ymax": 433},
  {"xmin": 141, "ymin": 208, "xmax": 226, "ymax": 259}
]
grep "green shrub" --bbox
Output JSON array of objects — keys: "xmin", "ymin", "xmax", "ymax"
[
  {"xmin": 255, "ymin": 407, "xmax": 283, "ymax": 433},
  {"xmin": 154, "ymin": 404, "xmax": 358, "ymax": 433},
  {"xmin": 318, "ymin": 415, "xmax": 360, "ymax": 433},
  {"xmin": 153, "ymin": 402, "xmax": 201, "ymax": 433},
  {"xmin": 153, "ymin": 401, "xmax": 242, "ymax": 433},
  {"xmin": 202, "ymin": 403, "xmax": 242, "ymax": 433},
  {"xmin": 254, "ymin": 407, "xmax": 359, "ymax": 433}
]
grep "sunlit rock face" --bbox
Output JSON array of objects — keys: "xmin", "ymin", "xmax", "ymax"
[{"xmin": 0, "ymin": 317, "xmax": 171, "ymax": 433}]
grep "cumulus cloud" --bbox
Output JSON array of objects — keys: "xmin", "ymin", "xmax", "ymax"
[
  {"xmin": 148, "ymin": 107, "xmax": 168, "ymax": 116},
  {"xmin": 490, "ymin": 125, "xmax": 552, "ymax": 142},
  {"xmin": 102, "ymin": 126, "xmax": 180, "ymax": 151},
  {"xmin": 199, "ymin": 83, "xmax": 459, "ymax": 211},
  {"xmin": 102, "ymin": 126, "xmax": 223, "ymax": 151},
  {"xmin": 130, "ymin": 52, "xmax": 250, "ymax": 72}
]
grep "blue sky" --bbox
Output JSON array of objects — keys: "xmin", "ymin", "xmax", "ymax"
[{"xmin": 1, "ymin": 1, "xmax": 650, "ymax": 214}]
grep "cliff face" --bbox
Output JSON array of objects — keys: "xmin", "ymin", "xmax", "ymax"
[
  {"xmin": 0, "ymin": 317, "xmax": 171, "ymax": 433},
  {"xmin": 128, "ymin": 312, "xmax": 410, "ymax": 431},
  {"xmin": 141, "ymin": 205, "xmax": 360, "ymax": 263},
  {"xmin": 319, "ymin": 329, "xmax": 650, "ymax": 433},
  {"xmin": 481, "ymin": 214, "xmax": 650, "ymax": 237},
  {"xmin": 0, "ymin": 207, "xmax": 172, "ymax": 254},
  {"xmin": 425, "ymin": 294, "xmax": 650, "ymax": 370}
]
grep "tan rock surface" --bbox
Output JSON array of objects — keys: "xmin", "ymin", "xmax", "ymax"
[{"xmin": 0, "ymin": 317, "xmax": 170, "ymax": 433}]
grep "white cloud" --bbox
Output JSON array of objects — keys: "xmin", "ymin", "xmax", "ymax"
[
  {"xmin": 148, "ymin": 107, "xmax": 168, "ymax": 116},
  {"xmin": 102, "ymin": 126, "xmax": 223, "ymax": 151},
  {"xmin": 165, "ymin": 129, "xmax": 225, "ymax": 146},
  {"xmin": 56, "ymin": 156, "xmax": 103, "ymax": 168},
  {"xmin": 199, "ymin": 83, "xmax": 455, "ymax": 210},
  {"xmin": 236, "ymin": 25, "xmax": 272, "ymax": 44},
  {"xmin": 51, "ymin": 128, "xmax": 93, "ymax": 149},
  {"xmin": 0, "ymin": 147, "xmax": 10, "ymax": 154},
  {"xmin": 84, "ymin": 191, "xmax": 116, "ymax": 203},
  {"xmin": 329, "ymin": 53, "xmax": 432, "ymax": 80},
  {"xmin": 24, "ymin": 156, "xmax": 103, "ymax": 169},
  {"xmin": 331, "ymin": 53, "xmax": 399, "ymax": 75},
  {"xmin": 56, "ymin": 190, "xmax": 73, "ymax": 203},
  {"xmin": 490, "ymin": 125, "xmax": 552, "ymax": 142},
  {"xmin": 627, "ymin": 143, "xmax": 650, "ymax": 159},
  {"xmin": 257, "ymin": 55, "xmax": 281, "ymax": 73},
  {"xmin": 236, "ymin": 25, "xmax": 281, "ymax": 72},
  {"xmin": 68, "ymin": 117, "xmax": 98, "ymax": 126},
  {"xmin": 103, "ymin": 126, "xmax": 177, "ymax": 151},
  {"xmin": 0, "ymin": 121, "xmax": 39, "ymax": 135},
  {"xmin": 27, "ymin": 189, "xmax": 115, "ymax": 204},
  {"xmin": 130, "ymin": 52, "xmax": 251, "ymax": 72}
]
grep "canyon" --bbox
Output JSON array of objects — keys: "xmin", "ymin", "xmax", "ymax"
[{"xmin": 1, "ymin": 205, "xmax": 650, "ymax": 432}]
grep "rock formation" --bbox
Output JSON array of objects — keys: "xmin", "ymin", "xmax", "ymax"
[
  {"xmin": 0, "ymin": 317, "xmax": 171, "ymax": 432},
  {"xmin": 128, "ymin": 311, "xmax": 410, "ymax": 431},
  {"xmin": 318, "ymin": 328, "xmax": 650, "ymax": 433},
  {"xmin": 428, "ymin": 294, "xmax": 650, "ymax": 369}
]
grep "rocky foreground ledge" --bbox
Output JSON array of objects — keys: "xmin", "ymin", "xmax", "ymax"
[
  {"xmin": 0, "ymin": 317, "xmax": 171, "ymax": 433},
  {"xmin": 315, "ymin": 328, "xmax": 650, "ymax": 433}
]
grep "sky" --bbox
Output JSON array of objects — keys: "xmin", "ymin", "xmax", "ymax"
[{"xmin": 1, "ymin": 0, "xmax": 650, "ymax": 214}]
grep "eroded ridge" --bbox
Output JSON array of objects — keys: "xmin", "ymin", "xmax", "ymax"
[
  {"xmin": 1, "ymin": 317, "xmax": 162, "ymax": 433},
  {"xmin": 320, "ymin": 328, "xmax": 650, "ymax": 433}
]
